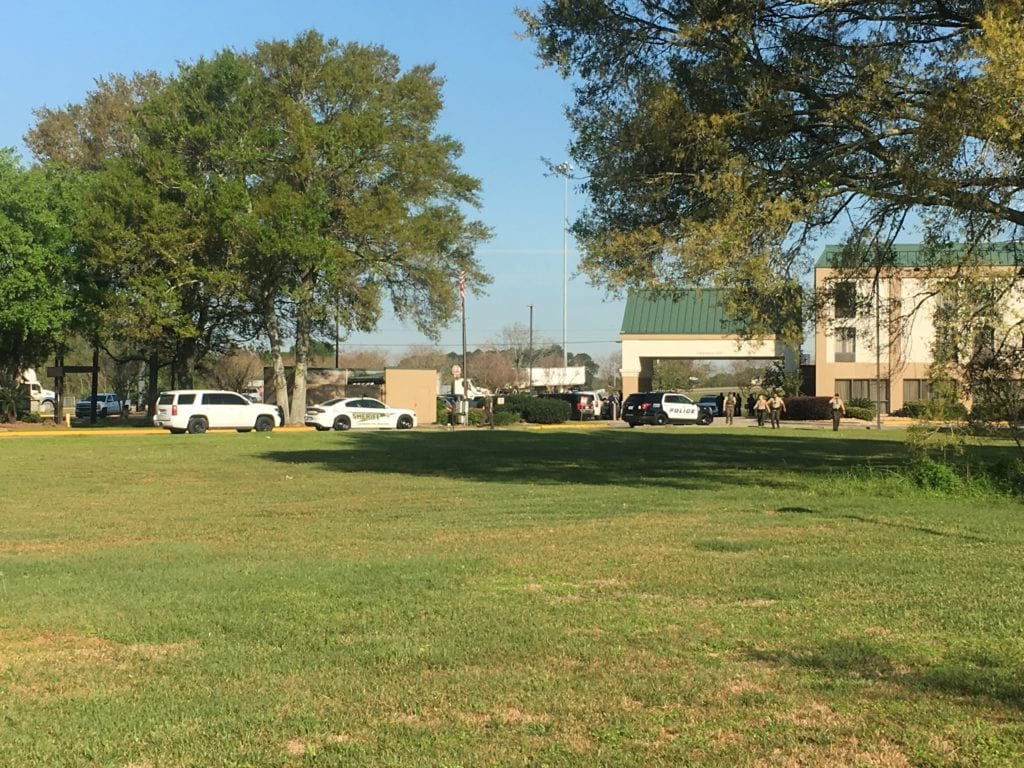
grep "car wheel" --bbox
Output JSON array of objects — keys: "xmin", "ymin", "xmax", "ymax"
[
  {"xmin": 656, "ymin": 412, "xmax": 669, "ymax": 425},
  {"xmin": 699, "ymin": 411, "xmax": 713, "ymax": 425},
  {"xmin": 396, "ymin": 414, "xmax": 414, "ymax": 430},
  {"xmin": 187, "ymin": 417, "xmax": 208, "ymax": 434},
  {"xmin": 333, "ymin": 415, "xmax": 351, "ymax": 431},
  {"xmin": 628, "ymin": 422, "xmax": 638, "ymax": 428},
  {"xmin": 39, "ymin": 400, "xmax": 55, "ymax": 414},
  {"xmin": 254, "ymin": 415, "xmax": 274, "ymax": 432}
]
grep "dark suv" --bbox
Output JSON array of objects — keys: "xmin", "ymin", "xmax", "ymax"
[{"xmin": 621, "ymin": 391, "xmax": 714, "ymax": 427}]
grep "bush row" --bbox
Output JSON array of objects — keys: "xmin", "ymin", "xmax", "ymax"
[
  {"xmin": 782, "ymin": 396, "xmax": 833, "ymax": 420},
  {"xmin": 436, "ymin": 393, "xmax": 574, "ymax": 426}
]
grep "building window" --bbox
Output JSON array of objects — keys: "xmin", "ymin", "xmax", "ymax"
[
  {"xmin": 834, "ymin": 282, "xmax": 857, "ymax": 319},
  {"xmin": 835, "ymin": 327, "xmax": 856, "ymax": 362},
  {"xmin": 836, "ymin": 378, "xmax": 890, "ymax": 413},
  {"xmin": 903, "ymin": 379, "xmax": 931, "ymax": 403}
]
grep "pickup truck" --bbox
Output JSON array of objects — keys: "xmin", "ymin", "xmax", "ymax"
[
  {"xmin": 75, "ymin": 393, "xmax": 124, "ymax": 418},
  {"xmin": 16, "ymin": 369, "xmax": 56, "ymax": 413}
]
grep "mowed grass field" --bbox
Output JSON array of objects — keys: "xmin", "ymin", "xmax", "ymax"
[{"xmin": 1, "ymin": 425, "xmax": 1022, "ymax": 767}]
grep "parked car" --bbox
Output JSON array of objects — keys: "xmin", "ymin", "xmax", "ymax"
[
  {"xmin": 621, "ymin": 391, "xmax": 714, "ymax": 427},
  {"xmin": 304, "ymin": 397, "xmax": 417, "ymax": 431},
  {"xmin": 154, "ymin": 390, "xmax": 282, "ymax": 434},
  {"xmin": 75, "ymin": 392, "xmax": 124, "ymax": 418},
  {"xmin": 697, "ymin": 395, "xmax": 723, "ymax": 416}
]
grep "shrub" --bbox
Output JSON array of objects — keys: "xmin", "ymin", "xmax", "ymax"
[
  {"xmin": 522, "ymin": 397, "xmax": 569, "ymax": 424},
  {"xmin": 496, "ymin": 393, "xmax": 532, "ymax": 419},
  {"xmin": 846, "ymin": 406, "xmax": 875, "ymax": 421},
  {"xmin": 895, "ymin": 399, "xmax": 968, "ymax": 420},
  {"xmin": 492, "ymin": 410, "xmax": 519, "ymax": 427},
  {"xmin": 784, "ymin": 396, "xmax": 832, "ymax": 420},
  {"xmin": 970, "ymin": 399, "xmax": 1022, "ymax": 424},
  {"xmin": 908, "ymin": 455, "xmax": 962, "ymax": 493},
  {"xmin": 847, "ymin": 397, "xmax": 876, "ymax": 416},
  {"xmin": 0, "ymin": 385, "xmax": 19, "ymax": 422}
]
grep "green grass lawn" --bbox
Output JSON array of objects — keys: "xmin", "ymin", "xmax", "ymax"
[{"xmin": 1, "ymin": 426, "xmax": 1022, "ymax": 766}]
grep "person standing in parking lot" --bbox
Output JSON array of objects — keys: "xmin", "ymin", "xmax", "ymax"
[
  {"xmin": 768, "ymin": 392, "xmax": 786, "ymax": 428},
  {"xmin": 724, "ymin": 392, "xmax": 736, "ymax": 425},
  {"xmin": 754, "ymin": 394, "xmax": 769, "ymax": 426}
]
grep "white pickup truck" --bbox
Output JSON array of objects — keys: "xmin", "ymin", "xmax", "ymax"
[{"xmin": 75, "ymin": 392, "xmax": 124, "ymax": 418}]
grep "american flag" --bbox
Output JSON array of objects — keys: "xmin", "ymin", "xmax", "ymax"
[{"xmin": 458, "ymin": 271, "xmax": 466, "ymax": 300}]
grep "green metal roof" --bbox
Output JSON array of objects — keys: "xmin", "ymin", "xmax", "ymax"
[
  {"xmin": 620, "ymin": 289, "xmax": 743, "ymax": 335},
  {"xmin": 815, "ymin": 242, "xmax": 1022, "ymax": 269}
]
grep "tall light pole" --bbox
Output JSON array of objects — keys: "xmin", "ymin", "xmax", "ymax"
[
  {"xmin": 528, "ymin": 303, "xmax": 534, "ymax": 392},
  {"xmin": 552, "ymin": 162, "xmax": 572, "ymax": 368}
]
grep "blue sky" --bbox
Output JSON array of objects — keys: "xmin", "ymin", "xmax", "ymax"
[{"xmin": 1, "ymin": 0, "xmax": 626, "ymax": 364}]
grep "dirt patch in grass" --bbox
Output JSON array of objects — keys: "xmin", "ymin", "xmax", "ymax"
[
  {"xmin": 0, "ymin": 629, "xmax": 194, "ymax": 698},
  {"xmin": 0, "ymin": 536, "xmax": 157, "ymax": 555}
]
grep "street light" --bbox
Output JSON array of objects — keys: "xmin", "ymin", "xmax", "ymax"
[
  {"xmin": 528, "ymin": 303, "xmax": 534, "ymax": 392},
  {"xmin": 552, "ymin": 162, "xmax": 572, "ymax": 368}
]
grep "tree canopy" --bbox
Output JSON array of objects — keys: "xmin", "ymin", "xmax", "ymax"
[
  {"xmin": 0, "ymin": 150, "xmax": 75, "ymax": 379},
  {"xmin": 25, "ymin": 30, "xmax": 491, "ymax": 421},
  {"xmin": 519, "ymin": 1, "xmax": 1024, "ymax": 343}
]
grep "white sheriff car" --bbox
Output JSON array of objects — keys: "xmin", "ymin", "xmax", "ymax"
[{"xmin": 304, "ymin": 397, "xmax": 417, "ymax": 432}]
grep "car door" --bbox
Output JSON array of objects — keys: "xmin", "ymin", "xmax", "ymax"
[
  {"xmin": 664, "ymin": 394, "xmax": 698, "ymax": 422},
  {"xmin": 352, "ymin": 398, "xmax": 389, "ymax": 428},
  {"xmin": 221, "ymin": 392, "xmax": 252, "ymax": 427}
]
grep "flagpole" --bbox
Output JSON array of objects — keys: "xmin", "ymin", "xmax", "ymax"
[{"xmin": 460, "ymin": 271, "xmax": 467, "ymax": 385}]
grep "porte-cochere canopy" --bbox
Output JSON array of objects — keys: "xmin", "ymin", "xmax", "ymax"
[{"xmin": 619, "ymin": 289, "xmax": 796, "ymax": 395}]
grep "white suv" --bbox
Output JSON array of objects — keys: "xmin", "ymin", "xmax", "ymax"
[{"xmin": 154, "ymin": 390, "xmax": 282, "ymax": 434}]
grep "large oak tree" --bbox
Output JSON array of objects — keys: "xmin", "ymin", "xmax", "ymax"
[
  {"xmin": 520, "ymin": 1, "xmax": 1024, "ymax": 345},
  {"xmin": 26, "ymin": 30, "xmax": 491, "ymax": 422}
]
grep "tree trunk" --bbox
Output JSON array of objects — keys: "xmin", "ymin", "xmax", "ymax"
[
  {"xmin": 146, "ymin": 351, "xmax": 160, "ymax": 425},
  {"xmin": 264, "ymin": 306, "xmax": 291, "ymax": 425},
  {"xmin": 289, "ymin": 294, "xmax": 311, "ymax": 425},
  {"xmin": 177, "ymin": 337, "xmax": 197, "ymax": 389}
]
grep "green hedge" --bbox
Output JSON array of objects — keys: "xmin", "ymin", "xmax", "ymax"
[
  {"xmin": 783, "ymin": 396, "xmax": 833, "ymax": 420},
  {"xmin": 845, "ymin": 406, "xmax": 874, "ymax": 421},
  {"xmin": 521, "ymin": 397, "xmax": 570, "ymax": 424},
  {"xmin": 491, "ymin": 410, "xmax": 519, "ymax": 427},
  {"xmin": 495, "ymin": 393, "xmax": 532, "ymax": 418},
  {"xmin": 847, "ymin": 397, "xmax": 876, "ymax": 417},
  {"xmin": 970, "ymin": 400, "xmax": 1024, "ymax": 423},
  {"xmin": 895, "ymin": 399, "xmax": 968, "ymax": 420}
]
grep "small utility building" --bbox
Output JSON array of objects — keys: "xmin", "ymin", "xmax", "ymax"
[{"xmin": 619, "ymin": 289, "xmax": 797, "ymax": 396}]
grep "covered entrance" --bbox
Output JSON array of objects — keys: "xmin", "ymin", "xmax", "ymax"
[{"xmin": 619, "ymin": 290, "xmax": 798, "ymax": 395}]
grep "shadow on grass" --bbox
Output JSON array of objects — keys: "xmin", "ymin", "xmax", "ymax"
[
  {"xmin": 748, "ymin": 637, "xmax": 1024, "ymax": 710},
  {"xmin": 776, "ymin": 507, "xmax": 989, "ymax": 542},
  {"xmin": 259, "ymin": 429, "xmax": 908, "ymax": 490}
]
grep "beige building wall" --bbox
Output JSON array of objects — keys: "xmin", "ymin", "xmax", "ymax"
[
  {"xmin": 383, "ymin": 369, "xmax": 439, "ymax": 425},
  {"xmin": 815, "ymin": 269, "xmax": 945, "ymax": 413}
]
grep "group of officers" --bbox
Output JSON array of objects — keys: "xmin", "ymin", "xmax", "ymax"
[{"xmin": 701, "ymin": 390, "xmax": 849, "ymax": 431}]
